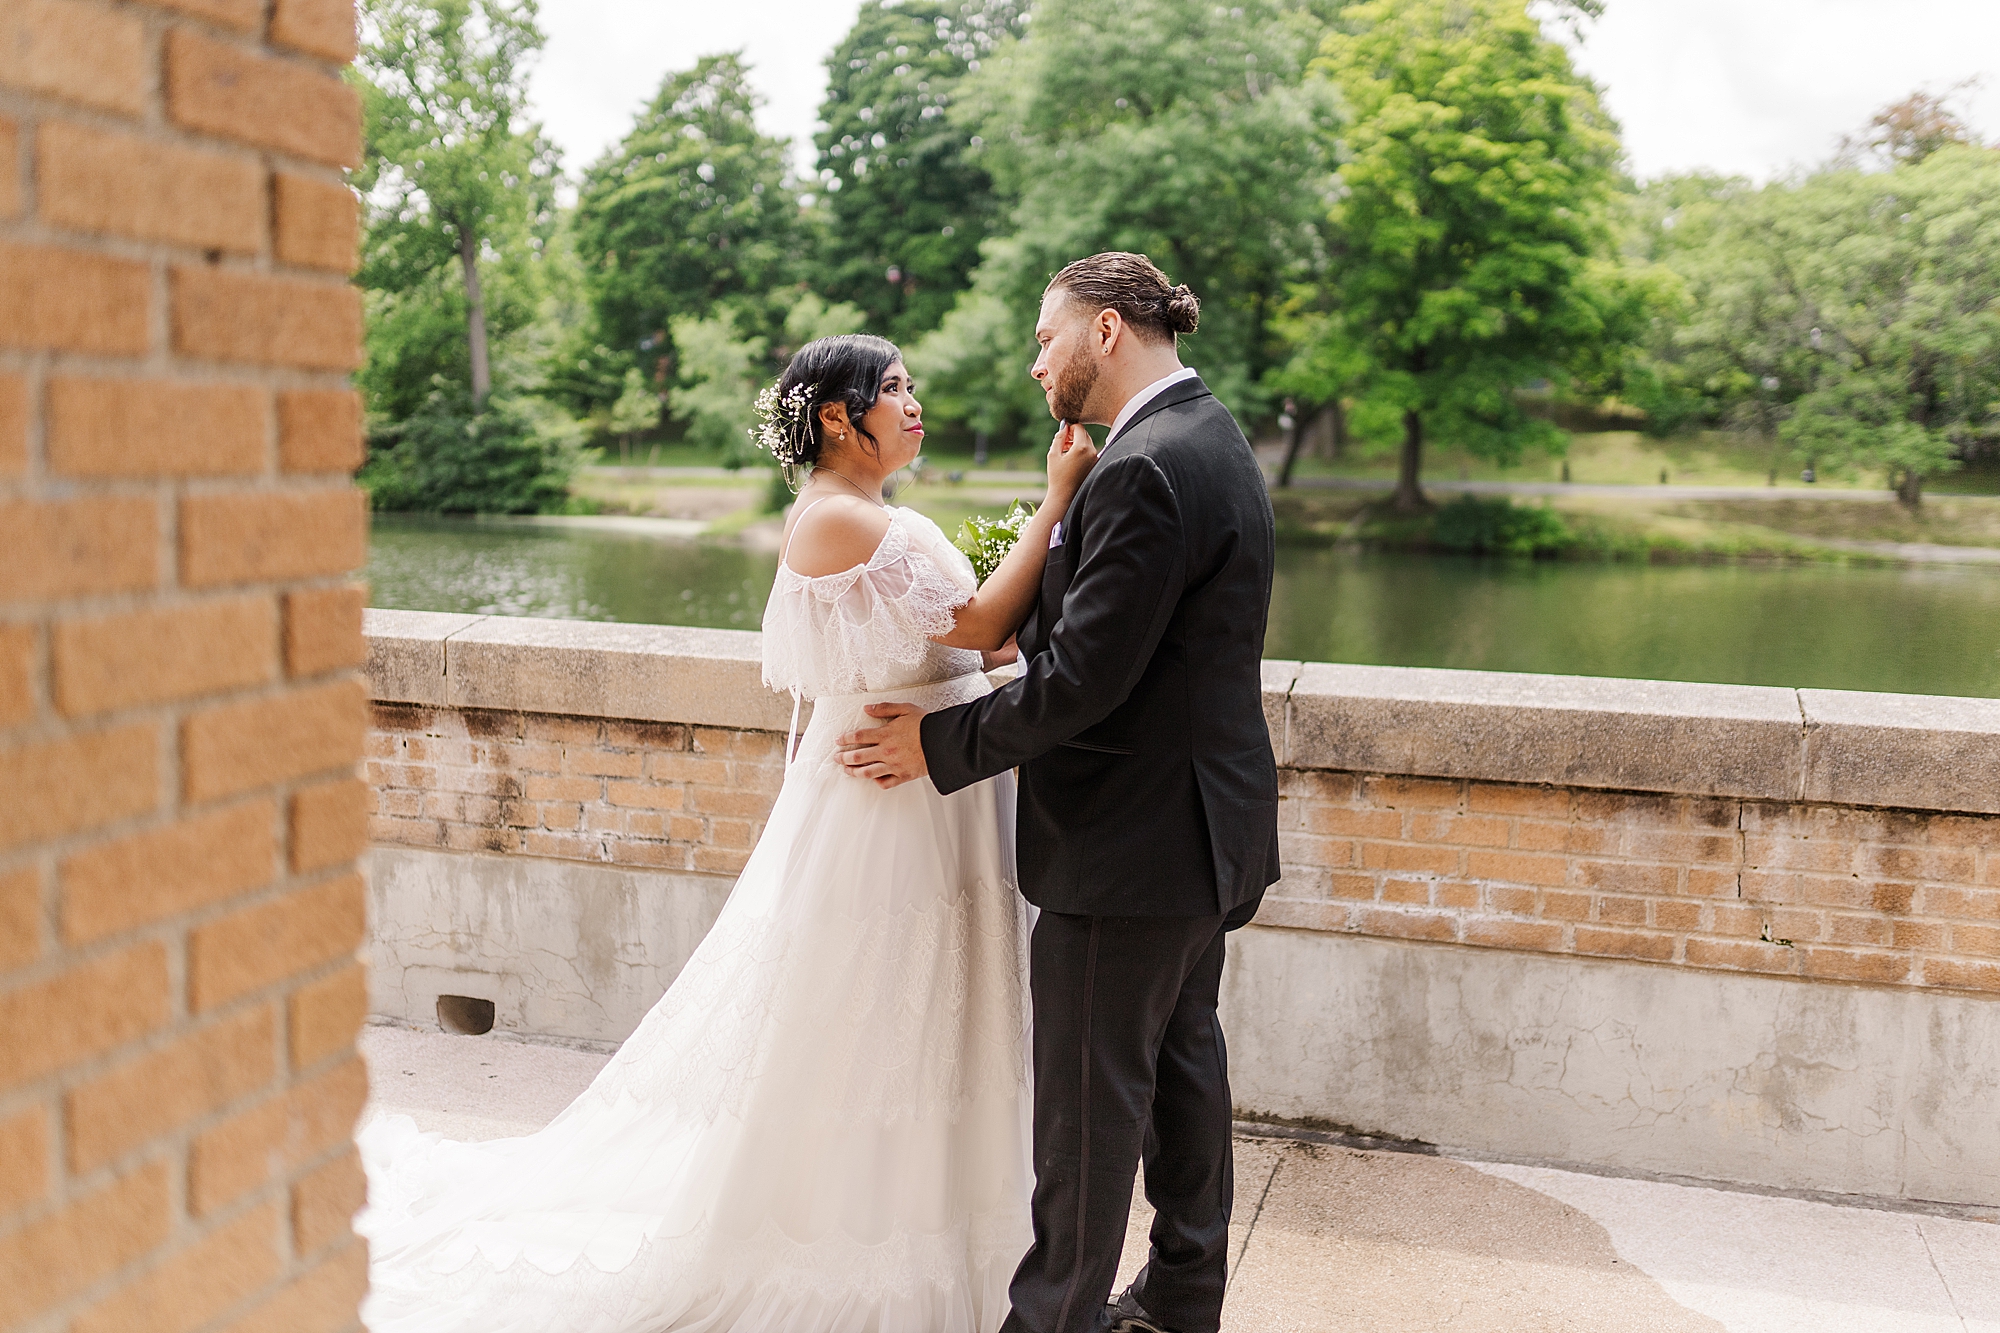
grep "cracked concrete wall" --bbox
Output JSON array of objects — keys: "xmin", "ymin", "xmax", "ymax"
[
  {"xmin": 1221, "ymin": 925, "xmax": 2000, "ymax": 1206},
  {"xmin": 365, "ymin": 842, "xmax": 2000, "ymax": 1205},
  {"xmin": 367, "ymin": 846, "xmax": 729, "ymax": 1046}
]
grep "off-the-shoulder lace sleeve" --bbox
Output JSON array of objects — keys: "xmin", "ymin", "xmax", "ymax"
[{"xmin": 761, "ymin": 508, "xmax": 978, "ymax": 697}]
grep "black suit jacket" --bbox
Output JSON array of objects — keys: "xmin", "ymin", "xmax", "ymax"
[{"xmin": 921, "ymin": 377, "xmax": 1281, "ymax": 918}]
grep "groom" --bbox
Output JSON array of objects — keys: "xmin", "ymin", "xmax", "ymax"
[{"xmin": 836, "ymin": 252, "xmax": 1280, "ymax": 1333}]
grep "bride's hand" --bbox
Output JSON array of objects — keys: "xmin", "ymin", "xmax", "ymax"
[{"xmin": 1045, "ymin": 423, "xmax": 1099, "ymax": 507}]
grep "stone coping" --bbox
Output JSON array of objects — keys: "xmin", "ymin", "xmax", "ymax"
[{"xmin": 365, "ymin": 610, "xmax": 2000, "ymax": 816}]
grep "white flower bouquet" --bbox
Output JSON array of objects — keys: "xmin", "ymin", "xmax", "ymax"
[{"xmin": 954, "ymin": 500, "xmax": 1037, "ymax": 584}]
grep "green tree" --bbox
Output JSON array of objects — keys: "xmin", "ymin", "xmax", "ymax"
[
  {"xmin": 352, "ymin": 0, "xmax": 560, "ymax": 407},
  {"xmin": 1308, "ymin": 0, "xmax": 1637, "ymax": 510},
  {"xmin": 668, "ymin": 310, "xmax": 768, "ymax": 468},
  {"xmin": 1776, "ymin": 149, "xmax": 2000, "ymax": 505},
  {"xmin": 1633, "ymin": 148, "xmax": 2000, "ymax": 505},
  {"xmin": 915, "ymin": 0, "xmax": 1343, "ymax": 442},
  {"xmin": 782, "ymin": 291, "xmax": 868, "ymax": 348},
  {"xmin": 572, "ymin": 55, "xmax": 801, "ymax": 408},
  {"xmin": 907, "ymin": 264, "xmax": 1027, "ymax": 451},
  {"xmin": 811, "ymin": 1, "xmax": 1028, "ymax": 341},
  {"xmin": 1618, "ymin": 172, "xmax": 1788, "ymax": 448},
  {"xmin": 607, "ymin": 366, "xmax": 662, "ymax": 463}
]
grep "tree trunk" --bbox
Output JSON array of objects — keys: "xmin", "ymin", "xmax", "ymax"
[
  {"xmin": 459, "ymin": 227, "xmax": 491, "ymax": 404},
  {"xmin": 1277, "ymin": 397, "xmax": 1307, "ymax": 488},
  {"xmin": 1328, "ymin": 399, "xmax": 1347, "ymax": 459},
  {"xmin": 1393, "ymin": 409, "xmax": 1430, "ymax": 511},
  {"xmin": 1896, "ymin": 468, "xmax": 1924, "ymax": 509}
]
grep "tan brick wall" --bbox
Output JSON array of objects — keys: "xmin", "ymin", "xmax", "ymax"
[
  {"xmin": 368, "ymin": 705, "xmax": 787, "ymax": 878},
  {"xmin": 1259, "ymin": 770, "xmax": 2000, "ymax": 995},
  {"xmin": 367, "ymin": 707, "xmax": 2000, "ymax": 1000},
  {"xmin": 1, "ymin": 1, "xmax": 368, "ymax": 1330}
]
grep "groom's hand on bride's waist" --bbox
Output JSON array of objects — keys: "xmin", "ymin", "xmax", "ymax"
[{"xmin": 836, "ymin": 703, "xmax": 930, "ymax": 788}]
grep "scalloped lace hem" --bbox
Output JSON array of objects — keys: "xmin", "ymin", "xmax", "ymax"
[{"xmin": 362, "ymin": 1198, "xmax": 1028, "ymax": 1333}]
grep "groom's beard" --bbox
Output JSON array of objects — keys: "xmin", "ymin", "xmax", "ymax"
[{"xmin": 1048, "ymin": 350, "xmax": 1099, "ymax": 424}]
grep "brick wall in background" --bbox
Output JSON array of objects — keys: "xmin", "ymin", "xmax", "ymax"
[
  {"xmin": 364, "ymin": 703, "xmax": 2000, "ymax": 1002},
  {"xmin": 0, "ymin": 2, "xmax": 371, "ymax": 1331},
  {"xmin": 367, "ymin": 705, "xmax": 787, "ymax": 879},
  {"xmin": 1259, "ymin": 770, "xmax": 2000, "ymax": 995}
]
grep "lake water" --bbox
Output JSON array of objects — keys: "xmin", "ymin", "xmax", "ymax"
[{"xmin": 368, "ymin": 515, "xmax": 2000, "ymax": 699}]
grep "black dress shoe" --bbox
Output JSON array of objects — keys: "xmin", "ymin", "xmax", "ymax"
[{"xmin": 1104, "ymin": 1286, "xmax": 1177, "ymax": 1333}]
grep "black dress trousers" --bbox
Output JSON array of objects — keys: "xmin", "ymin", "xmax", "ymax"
[{"xmin": 999, "ymin": 909, "xmax": 1239, "ymax": 1333}]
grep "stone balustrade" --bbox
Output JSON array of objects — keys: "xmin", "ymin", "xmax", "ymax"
[{"xmin": 361, "ymin": 609, "xmax": 2000, "ymax": 1210}]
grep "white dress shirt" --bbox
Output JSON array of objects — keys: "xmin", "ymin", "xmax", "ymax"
[{"xmin": 1106, "ymin": 366, "xmax": 1199, "ymax": 443}]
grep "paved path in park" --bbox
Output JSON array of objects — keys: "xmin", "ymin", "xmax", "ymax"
[
  {"xmin": 359, "ymin": 1023, "xmax": 2000, "ymax": 1333},
  {"xmin": 588, "ymin": 462, "xmax": 1999, "ymax": 505}
]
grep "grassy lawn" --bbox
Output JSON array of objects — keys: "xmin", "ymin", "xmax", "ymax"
[
  {"xmin": 1267, "ymin": 489, "xmax": 2000, "ymax": 562},
  {"xmin": 570, "ymin": 473, "xmax": 769, "ymax": 519},
  {"xmin": 1282, "ymin": 430, "xmax": 2000, "ymax": 495},
  {"xmin": 592, "ymin": 441, "xmax": 751, "ymax": 469},
  {"xmin": 1671, "ymin": 496, "xmax": 2000, "ymax": 549},
  {"xmin": 567, "ymin": 467, "xmax": 1036, "ymax": 545},
  {"xmin": 566, "ymin": 440, "xmax": 2000, "ymax": 564},
  {"xmin": 1286, "ymin": 430, "xmax": 1844, "ymax": 489}
]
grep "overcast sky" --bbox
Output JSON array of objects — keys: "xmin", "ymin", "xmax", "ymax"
[{"xmin": 527, "ymin": 0, "xmax": 2000, "ymax": 183}]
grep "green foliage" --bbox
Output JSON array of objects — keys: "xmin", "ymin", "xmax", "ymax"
[
  {"xmin": 360, "ymin": 390, "xmax": 581, "ymax": 513},
  {"xmin": 914, "ymin": 0, "xmax": 1343, "ymax": 440},
  {"xmin": 763, "ymin": 469, "xmax": 797, "ymax": 515},
  {"xmin": 573, "ymin": 54, "xmax": 801, "ymax": 403},
  {"xmin": 954, "ymin": 499, "xmax": 1036, "ymax": 582},
  {"xmin": 812, "ymin": 1, "xmax": 1029, "ymax": 342},
  {"xmin": 907, "ymin": 255, "xmax": 1039, "ymax": 438},
  {"xmin": 608, "ymin": 367, "xmax": 663, "ymax": 440},
  {"xmin": 668, "ymin": 310, "xmax": 768, "ymax": 467},
  {"xmin": 356, "ymin": 277, "xmax": 480, "ymax": 423},
  {"xmin": 1303, "ymin": 0, "xmax": 1640, "ymax": 496},
  {"xmin": 1634, "ymin": 146, "xmax": 2000, "ymax": 502},
  {"xmin": 351, "ymin": 0, "xmax": 560, "ymax": 411},
  {"xmin": 538, "ymin": 317, "xmax": 633, "ymax": 420},
  {"xmin": 782, "ymin": 291, "xmax": 869, "ymax": 349},
  {"xmin": 534, "ymin": 216, "xmax": 633, "ymax": 418},
  {"xmin": 1621, "ymin": 171, "xmax": 1801, "ymax": 442},
  {"xmin": 1426, "ymin": 495, "xmax": 1573, "ymax": 555}
]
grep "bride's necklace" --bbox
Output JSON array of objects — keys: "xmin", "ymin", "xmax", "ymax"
[{"xmin": 812, "ymin": 466, "xmax": 885, "ymax": 508}]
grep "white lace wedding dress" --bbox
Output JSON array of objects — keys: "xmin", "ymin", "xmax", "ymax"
[{"xmin": 357, "ymin": 506, "xmax": 1033, "ymax": 1333}]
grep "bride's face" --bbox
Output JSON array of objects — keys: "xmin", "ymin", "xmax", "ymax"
[{"xmin": 854, "ymin": 360, "xmax": 924, "ymax": 471}]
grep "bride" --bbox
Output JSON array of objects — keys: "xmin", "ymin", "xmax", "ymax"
[{"xmin": 358, "ymin": 333, "xmax": 1100, "ymax": 1333}]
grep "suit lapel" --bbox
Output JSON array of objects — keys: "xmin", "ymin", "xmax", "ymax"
[{"xmin": 1105, "ymin": 375, "xmax": 1212, "ymax": 449}]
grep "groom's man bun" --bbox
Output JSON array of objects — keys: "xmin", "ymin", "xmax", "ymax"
[{"xmin": 1048, "ymin": 252, "xmax": 1200, "ymax": 343}]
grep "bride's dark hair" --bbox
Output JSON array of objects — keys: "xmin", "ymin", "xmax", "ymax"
[{"xmin": 760, "ymin": 334, "xmax": 903, "ymax": 481}]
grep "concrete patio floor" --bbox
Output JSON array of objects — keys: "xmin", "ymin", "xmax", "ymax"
[{"xmin": 359, "ymin": 1023, "xmax": 1999, "ymax": 1333}]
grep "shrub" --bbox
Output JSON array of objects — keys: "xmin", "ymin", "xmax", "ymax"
[
  {"xmin": 361, "ymin": 390, "xmax": 581, "ymax": 514},
  {"xmin": 1428, "ymin": 496, "xmax": 1574, "ymax": 556}
]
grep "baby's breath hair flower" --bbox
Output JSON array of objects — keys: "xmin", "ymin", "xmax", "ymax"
[{"xmin": 750, "ymin": 381, "xmax": 816, "ymax": 467}]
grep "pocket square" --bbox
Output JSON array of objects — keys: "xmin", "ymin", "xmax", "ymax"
[{"xmin": 1048, "ymin": 521, "xmax": 1063, "ymax": 549}]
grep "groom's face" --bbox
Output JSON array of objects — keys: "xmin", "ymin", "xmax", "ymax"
[{"xmin": 1032, "ymin": 290, "xmax": 1099, "ymax": 424}]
